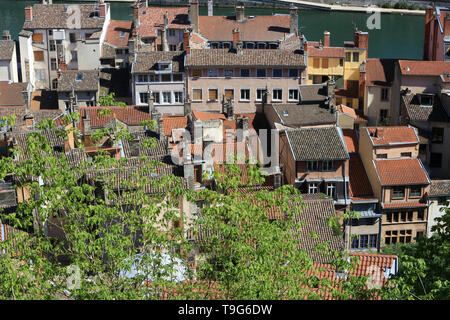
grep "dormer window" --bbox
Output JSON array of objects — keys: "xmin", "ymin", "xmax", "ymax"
[
  {"xmin": 75, "ymin": 73, "xmax": 83, "ymax": 82},
  {"xmin": 419, "ymin": 94, "xmax": 433, "ymax": 107},
  {"xmin": 155, "ymin": 61, "xmax": 172, "ymax": 74}
]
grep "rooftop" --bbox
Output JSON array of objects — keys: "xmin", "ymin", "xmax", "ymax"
[
  {"xmin": 366, "ymin": 58, "xmax": 396, "ymax": 87},
  {"xmin": 366, "ymin": 126, "xmax": 419, "ymax": 146},
  {"xmin": 307, "ymin": 45, "xmax": 345, "ymax": 58},
  {"xmin": 349, "ymin": 153, "xmax": 375, "ymax": 200},
  {"xmin": 399, "ymin": 60, "xmax": 450, "ymax": 77},
  {"xmin": 23, "ymin": 4, "xmax": 107, "ymax": 30},
  {"xmin": 0, "ymin": 40, "xmax": 15, "ymax": 61},
  {"xmin": 185, "ymin": 48, "xmax": 305, "ymax": 68},
  {"xmin": 271, "ymin": 104, "xmax": 336, "ymax": 127},
  {"xmin": 136, "ymin": 7, "xmax": 190, "ymax": 39},
  {"xmin": 132, "ymin": 51, "xmax": 184, "ymax": 73},
  {"xmin": 198, "ymin": 15, "xmax": 290, "ymax": 42},
  {"xmin": 78, "ymin": 106, "xmax": 151, "ymax": 129},
  {"xmin": 57, "ymin": 70, "xmax": 99, "ymax": 92},
  {"xmin": 342, "ymin": 129, "xmax": 358, "ymax": 153},
  {"xmin": 401, "ymin": 93, "xmax": 450, "ymax": 123},
  {"xmin": 298, "ymin": 84, "xmax": 328, "ymax": 103},
  {"xmin": 284, "ymin": 127, "xmax": 349, "ymax": 161},
  {"xmin": 0, "ymin": 82, "xmax": 27, "ymax": 106},
  {"xmin": 430, "ymin": 179, "xmax": 450, "ymax": 197},
  {"xmin": 374, "ymin": 158, "xmax": 430, "ymax": 186},
  {"xmin": 104, "ymin": 20, "xmax": 132, "ymax": 49}
]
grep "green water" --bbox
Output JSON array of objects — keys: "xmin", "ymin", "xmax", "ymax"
[{"xmin": 0, "ymin": 0, "xmax": 424, "ymax": 59}]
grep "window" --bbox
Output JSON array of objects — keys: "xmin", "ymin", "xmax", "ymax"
[
  {"xmin": 322, "ymin": 58, "xmax": 329, "ymax": 68},
  {"xmin": 322, "ymin": 160, "xmax": 334, "ymax": 171},
  {"xmin": 153, "ymin": 92, "xmax": 160, "ymax": 104},
  {"xmin": 32, "ymin": 33, "xmax": 43, "ymax": 43},
  {"xmin": 430, "ymin": 152, "xmax": 442, "ymax": 168},
  {"xmin": 272, "ymin": 89, "xmax": 282, "ymax": 101},
  {"xmin": 256, "ymin": 69, "xmax": 266, "ymax": 77},
  {"xmin": 438, "ymin": 197, "xmax": 448, "ymax": 205},
  {"xmin": 52, "ymin": 78, "xmax": 58, "ymax": 90},
  {"xmin": 416, "ymin": 231, "xmax": 424, "ymax": 240},
  {"xmin": 308, "ymin": 182, "xmax": 318, "ymax": 194},
  {"xmin": 168, "ymin": 29, "xmax": 176, "ymax": 37},
  {"xmin": 69, "ymin": 33, "xmax": 76, "ymax": 43},
  {"xmin": 401, "ymin": 152, "xmax": 412, "ymax": 157},
  {"xmin": 407, "ymin": 212, "xmax": 413, "ymax": 221},
  {"xmin": 307, "ymin": 161, "xmax": 318, "ymax": 171},
  {"xmin": 345, "ymin": 52, "xmax": 351, "ymax": 62},
  {"xmin": 162, "ymin": 92, "xmax": 172, "ymax": 104},
  {"xmin": 272, "ymin": 69, "xmax": 282, "ymax": 78},
  {"xmin": 419, "ymin": 94, "xmax": 433, "ymax": 106},
  {"xmin": 35, "ymin": 69, "xmax": 45, "ymax": 82},
  {"xmin": 240, "ymin": 69, "xmax": 250, "ymax": 77},
  {"xmin": 240, "ymin": 89, "xmax": 250, "ymax": 101},
  {"xmin": 71, "ymin": 50, "xmax": 78, "ymax": 62},
  {"xmin": 120, "ymin": 31, "xmax": 127, "ymax": 37},
  {"xmin": 51, "ymin": 58, "xmax": 57, "ymax": 71},
  {"xmin": 431, "ymin": 127, "xmax": 444, "ymax": 144},
  {"xmin": 192, "ymin": 88, "xmax": 202, "ymax": 101},
  {"xmin": 369, "ymin": 234, "xmax": 378, "ymax": 248},
  {"xmin": 137, "ymin": 75, "xmax": 147, "ymax": 83},
  {"xmin": 376, "ymin": 153, "xmax": 387, "ymax": 159},
  {"xmin": 139, "ymin": 92, "xmax": 149, "ymax": 104},
  {"xmin": 352, "ymin": 52, "xmax": 359, "ymax": 62},
  {"xmin": 381, "ymin": 88, "xmax": 389, "ymax": 101},
  {"xmin": 393, "ymin": 187, "xmax": 405, "ymax": 199},
  {"xmin": 386, "ymin": 212, "xmax": 392, "ymax": 223},
  {"xmin": 149, "ymin": 75, "xmax": 158, "ymax": 82},
  {"xmin": 359, "ymin": 235, "xmax": 368, "ymax": 249},
  {"xmin": 208, "ymin": 69, "xmax": 218, "ymax": 77},
  {"xmin": 289, "ymin": 69, "xmax": 298, "ymax": 78},
  {"xmin": 326, "ymin": 183, "xmax": 336, "ymax": 198},
  {"xmin": 208, "ymin": 88, "xmax": 218, "ymax": 101},
  {"xmin": 116, "ymin": 49, "xmax": 123, "ymax": 55},
  {"xmin": 174, "ymin": 91, "xmax": 183, "ymax": 103},
  {"xmin": 172, "ymin": 74, "xmax": 182, "ymax": 82},
  {"xmin": 410, "ymin": 186, "xmax": 421, "ymax": 198},
  {"xmin": 192, "ymin": 69, "xmax": 202, "ymax": 77},
  {"xmin": 339, "ymin": 58, "xmax": 344, "ymax": 67},
  {"xmin": 75, "ymin": 73, "xmax": 82, "ymax": 81},
  {"xmin": 256, "ymin": 88, "xmax": 265, "ymax": 101},
  {"xmin": 418, "ymin": 210, "xmax": 425, "ymax": 221},
  {"xmin": 48, "ymin": 29, "xmax": 53, "ymax": 36},
  {"xmin": 351, "ymin": 236, "xmax": 359, "ymax": 249},
  {"xmin": 224, "ymin": 69, "xmax": 233, "ymax": 77},
  {"xmin": 34, "ymin": 51, "xmax": 44, "ymax": 61},
  {"xmin": 313, "ymin": 58, "xmax": 320, "ymax": 68},
  {"xmin": 161, "ymin": 74, "xmax": 171, "ymax": 82},
  {"xmin": 49, "ymin": 40, "xmax": 56, "ymax": 51},
  {"xmin": 392, "ymin": 212, "xmax": 399, "ymax": 222},
  {"xmin": 288, "ymin": 89, "xmax": 299, "ymax": 101},
  {"xmin": 400, "ymin": 212, "xmax": 406, "ymax": 222},
  {"xmin": 224, "ymin": 89, "xmax": 234, "ymax": 101}
]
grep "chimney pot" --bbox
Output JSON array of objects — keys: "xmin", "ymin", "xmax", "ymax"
[
  {"xmin": 236, "ymin": 5, "xmax": 245, "ymax": 22},
  {"xmin": 290, "ymin": 5, "xmax": 298, "ymax": 35},
  {"xmin": 324, "ymin": 31, "xmax": 330, "ymax": 47},
  {"xmin": 25, "ymin": 6, "xmax": 33, "ymax": 22}
]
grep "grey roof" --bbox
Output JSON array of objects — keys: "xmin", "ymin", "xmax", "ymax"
[
  {"xmin": 101, "ymin": 43, "xmax": 116, "ymax": 59},
  {"xmin": 185, "ymin": 48, "xmax": 305, "ymax": 67},
  {"xmin": 430, "ymin": 179, "xmax": 450, "ymax": 197},
  {"xmin": 122, "ymin": 131, "xmax": 169, "ymax": 160},
  {"xmin": 0, "ymin": 41, "xmax": 15, "ymax": 60},
  {"xmin": 23, "ymin": 4, "xmax": 106, "ymax": 30},
  {"xmin": 401, "ymin": 93, "xmax": 450, "ymax": 123},
  {"xmin": 57, "ymin": 70, "xmax": 99, "ymax": 92},
  {"xmin": 272, "ymin": 104, "xmax": 336, "ymax": 127},
  {"xmin": 298, "ymin": 84, "xmax": 328, "ymax": 103},
  {"xmin": 132, "ymin": 51, "xmax": 184, "ymax": 73},
  {"xmin": 0, "ymin": 82, "xmax": 27, "ymax": 106},
  {"xmin": 285, "ymin": 127, "xmax": 349, "ymax": 161}
]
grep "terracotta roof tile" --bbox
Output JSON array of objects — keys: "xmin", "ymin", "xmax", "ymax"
[
  {"xmin": 198, "ymin": 15, "xmax": 290, "ymax": 42},
  {"xmin": 374, "ymin": 158, "xmax": 430, "ymax": 186},
  {"xmin": 382, "ymin": 201, "xmax": 427, "ymax": 209},
  {"xmin": 104, "ymin": 20, "xmax": 132, "ymax": 48},
  {"xmin": 349, "ymin": 153, "xmax": 374, "ymax": 199},
  {"xmin": 337, "ymin": 104, "xmax": 356, "ymax": 118},
  {"xmin": 399, "ymin": 60, "xmax": 450, "ymax": 77},
  {"xmin": 308, "ymin": 46, "xmax": 345, "ymax": 58},
  {"xmin": 161, "ymin": 115, "xmax": 188, "ymax": 137},
  {"xmin": 136, "ymin": 7, "xmax": 190, "ymax": 38},
  {"xmin": 366, "ymin": 126, "xmax": 418, "ymax": 146},
  {"xmin": 342, "ymin": 129, "xmax": 358, "ymax": 153},
  {"xmin": 79, "ymin": 106, "xmax": 151, "ymax": 129},
  {"xmin": 366, "ymin": 58, "xmax": 396, "ymax": 87},
  {"xmin": 0, "ymin": 82, "xmax": 28, "ymax": 106}
]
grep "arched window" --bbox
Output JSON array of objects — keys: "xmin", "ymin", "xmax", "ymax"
[{"xmin": 52, "ymin": 78, "xmax": 58, "ymax": 90}]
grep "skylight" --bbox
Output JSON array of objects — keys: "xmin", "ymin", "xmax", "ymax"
[
  {"xmin": 75, "ymin": 73, "xmax": 83, "ymax": 81},
  {"xmin": 120, "ymin": 31, "xmax": 126, "ymax": 37}
]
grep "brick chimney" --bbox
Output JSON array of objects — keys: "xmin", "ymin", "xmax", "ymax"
[
  {"xmin": 189, "ymin": 0, "xmax": 199, "ymax": 33},
  {"xmin": 290, "ymin": 5, "xmax": 298, "ymax": 35},
  {"xmin": 99, "ymin": 1, "xmax": 107, "ymax": 18},
  {"xmin": 232, "ymin": 28, "xmax": 240, "ymax": 46},
  {"xmin": 423, "ymin": 6, "xmax": 434, "ymax": 61},
  {"xmin": 25, "ymin": 6, "xmax": 33, "ymax": 22},
  {"xmin": 323, "ymin": 31, "xmax": 330, "ymax": 47},
  {"xmin": 183, "ymin": 29, "xmax": 190, "ymax": 52},
  {"xmin": 236, "ymin": 5, "xmax": 245, "ymax": 22},
  {"xmin": 208, "ymin": 0, "xmax": 213, "ymax": 16},
  {"xmin": 354, "ymin": 30, "xmax": 369, "ymax": 50},
  {"xmin": 133, "ymin": 5, "xmax": 139, "ymax": 27},
  {"xmin": 2, "ymin": 30, "xmax": 11, "ymax": 41}
]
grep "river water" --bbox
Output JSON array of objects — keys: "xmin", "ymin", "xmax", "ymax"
[{"xmin": 0, "ymin": 0, "xmax": 424, "ymax": 59}]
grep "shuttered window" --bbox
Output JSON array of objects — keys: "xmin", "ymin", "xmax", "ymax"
[
  {"xmin": 208, "ymin": 89, "xmax": 218, "ymax": 101},
  {"xmin": 313, "ymin": 58, "xmax": 320, "ymax": 68},
  {"xmin": 225, "ymin": 89, "xmax": 234, "ymax": 101},
  {"xmin": 192, "ymin": 89, "xmax": 202, "ymax": 101},
  {"xmin": 32, "ymin": 33, "xmax": 43, "ymax": 43},
  {"xmin": 322, "ymin": 58, "xmax": 329, "ymax": 68},
  {"xmin": 192, "ymin": 69, "xmax": 202, "ymax": 77},
  {"xmin": 34, "ymin": 51, "xmax": 44, "ymax": 61}
]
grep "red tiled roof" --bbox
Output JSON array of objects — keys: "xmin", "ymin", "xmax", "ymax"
[
  {"xmin": 399, "ymin": 60, "xmax": 450, "ymax": 77},
  {"xmin": 374, "ymin": 158, "xmax": 430, "ymax": 186},
  {"xmin": 198, "ymin": 15, "xmax": 290, "ymax": 42},
  {"xmin": 366, "ymin": 126, "xmax": 418, "ymax": 146},
  {"xmin": 308, "ymin": 46, "xmax": 345, "ymax": 58},
  {"xmin": 349, "ymin": 153, "xmax": 374, "ymax": 198},
  {"xmin": 382, "ymin": 201, "xmax": 427, "ymax": 209},
  {"xmin": 366, "ymin": 58, "xmax": 395, "ymax": 87},
  {"xmin": 137, "ymin": 7, "xmax": 190, "ymax": 38},
  {"xmin": 342, "ymin": 129, "xmax": 358, "ymax": 153},
  {"xmin": 78, "ymin": 106, "xmax": 151, "ymax": 130},
  {"xmin": 161, "ymin": 115, "xmax": 187, "ymax": 136},
  {"xmin": 104, "ymin": 20, "xmax": 132, "ymax": 48},
  {"xmin": 337, "ymin": 104, "xmax": 356, "ymax": 118}
]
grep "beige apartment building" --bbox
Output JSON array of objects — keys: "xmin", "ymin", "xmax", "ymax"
[{"xmin": 359, "ymin": 126, "xmax": 431, "ymax": 246}]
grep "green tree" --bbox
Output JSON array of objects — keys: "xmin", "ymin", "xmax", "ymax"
[{"xmin": 97, "ymin": 92, "xmax": 126, "ymax": 107}]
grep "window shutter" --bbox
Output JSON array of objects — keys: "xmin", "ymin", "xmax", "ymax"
[
  {"xmin": 33, "ymin": 51, "xmax": 44, "ymax": 61},
  {"xmin": 32, "ymin": 33, "xmax": 43, "ymax": 42},
  {"xmin": 225, "ymin": 89, "xmax": 233, "ymax": 100}
]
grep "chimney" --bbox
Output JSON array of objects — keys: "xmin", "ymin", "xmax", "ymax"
[
  {"xmin": 232, "ymin": 28, "xmax": 240, "ymax": 45},
  {"xmin": 208, "ymin": 0, "xmax": 213, "ymax": 16},
  {"xmin": 160, "ymin": 28, "xmax": 169, "ymax": 52},
  {"xmin": 158, "ymin": 117, "xmax": 165, "ymax": 141},
  {"xmin": 2, "ymin": 30, "xmax": 11, "ymax": 41},
  {"xmin": 354, "ymin": 30, "xmax": 369, "ymax": 50},
  {"xmin": 133, "ymin": 5, "xmax": 139, "ymax": 27},
  {"xmin": 376, "ymin": 128, "xmax": 384, "ymax": 139},
  {"xmin": 327, "ymin": 80, "xmax": 335, "ymax": 108},
  {"xmin": 21, "ymin": 90, "xmax": 29, "ymax": 109},
  {"xmin": 227, "ymin": 97, "xmax": 234, "ymax": 119},
  {"xmin": 289, "ymin": 5, "xmax": 298, "ymax": 35},
  {"xmin": 83, "ymin": 110, "xmax": 92, "ymax": 136},
  {"xmin": 323, "ymin": 31, "xmax": 330, "ymax": 47},
  {"xmin": 184, "ymin": 98, "xmax": 191, "ymax": 117},
  {"xmin": 164, "ymin": 11, "xmax": 169, "ymax": 28},
  {"xmin": 128, "ymin": 39, "xmax": 135, "ymax": 56},
  {"xmin": 25, "ymin": 6, "xmax": 33, "ymax": 22},
  {"xmin": 236, "ymin": 5, "xmax": 245, "ymax": 22},
  {"xmin": 99, "ymin": 1, "xmax": 107, "ymax": 18},
  {"xmin": 147, "ymin": 88, "xmax": 154, "ymax": 114},
  {"xmin": 189, "ymin": 0, "xmax": 199, "ymax": 33},
  {"xmin": 183, "ymin": 29, "xmax": 190, "ymax": 51}
]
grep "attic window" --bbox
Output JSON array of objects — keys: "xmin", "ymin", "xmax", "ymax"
[
  {"xmin": 282, "ymin": 110, "xmax": 288, "ymax": 117},
  {"xmin": 75, "ymin": 73, "xmax": 83, "ymax": 81},
  {"xmin": 120, "ymin": 31, "xmax": 126, "ymax": 37},
  {"xmin": 419, "ymin": 94, "xmax": 433, "ymax": 107}
]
